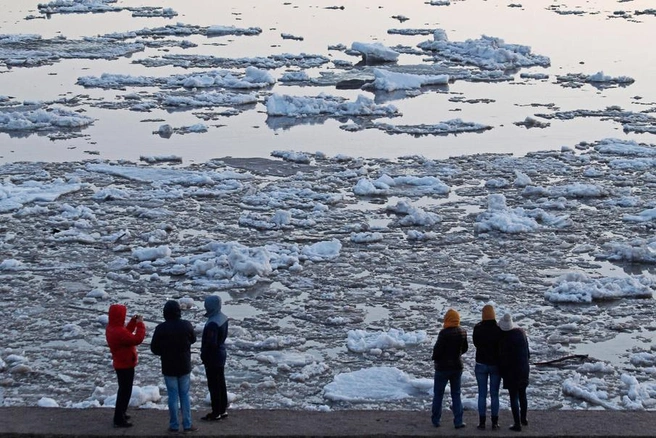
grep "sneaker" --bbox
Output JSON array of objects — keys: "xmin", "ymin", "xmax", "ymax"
[
  {"xmin": 201, "ymin": 413, "xmax": 221, "ymax": 421},
  {"xmin": 168, "ymin": 427, "xmax": 179, "ymax": 432},
  {"xmin": 455, "ymin": 423, "xmax": 466, "ymax": 429},
  {"xmin": 510, "ymin": 424, "xmax": 522, "ymax": 432},
  {"xmin": 184, "ymin": 426, "xmax": 198, "ymax": 432}
]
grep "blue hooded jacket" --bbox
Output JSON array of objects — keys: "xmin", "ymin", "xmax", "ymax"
[{"xmin": 201, "ymin": 295, "xmax": 229, "ymax": 368}]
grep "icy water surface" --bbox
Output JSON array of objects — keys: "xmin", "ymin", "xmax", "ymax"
[
  {"xmin": 1, "ymin": 0, "xmax": 656, "ymax": 413},
  {"xmin": 1, "ymin": 0, "xmax": 656, "ymax": 162}
]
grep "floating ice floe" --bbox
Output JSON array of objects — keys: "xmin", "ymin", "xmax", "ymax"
[
  {"xmin": 77, "ymin": 67, "xmax": 274, "ymax": 91},
  {"xmin": 353, "ymin": 174, "xmax": 450, "ymax": 197},
  {"xmin": 266, "ymin": 94, "xmax": 399, "ymax": 118},
  {"xmin": 86, "ymin": 163, "xmax": 250, "ymax": 184},
  {"xmin": 0, "ymin": 34, "xmax": 146, "ymax": 68},
  {"xmin": 323, "ymin": 367, "xmax": 430, "ymax": 402},
  {"xmin": 630, "ymin": 352, "xmax": 656, "ymax": 367},
  {"xmin": 103, "ymin": 385, "xmax": 161, "ymax": 408},
  {"xmin": 134, "ymin": 53, "xmax": 331, "ymax": 70},
  {"xmin": 346, "ymin": 328, "xmax": 427, "ymax": 353},
  {"xmin": 544, "ymin": 272, "xmax": 654, "ymax": 303},
  {"xmin": 232, "ymin": 334, "xmax": 306, "ymax": 350},
  {"xmin": 521, "ymin": 182, "xmax": 609, "ymax": 199},
  {"xmin": 350, "ymin": 42, "xmax": 399, "ymax": 64},
  {"xmin": 595, "ymin": 238, "xmax": 656, "ymax": 264},
  {"xmin": 557, "ymin": 71, "xmax": 635, "ymax": 89},
  {"xmin": 386, "ymin": 200, "xmax": 441, "ymax": 227},
  {"xmin": 0, "ymin": 259, "xmax": 22, "ymax": 270},
  {"xmin": 37, "ymin": 397, "xmax": 59, "ymax": 408},
  {"xmin": 362, "ymin": 119, "xmax": 492, "ymax": 136},
  {"xmin": 37, "ymin": 0, "xmax": 178, "ymax": 18},
  {"xmin": 537, "ymin": 108, "xmax": 656, "ymax": 135},
  {"xmin": 254, "ymin": 351, "xmax": 317, "ymax": 367},
  {"xmin": 417, "ymin": 29, "xmax": 550, "ymax": 70},
  {"xmin": 475, "ymin": 193, "xmax": 571, "ymax": 233},
  {"xmin": 0, "ymin": 106, "xmax": 94, "ymax": 133},
  {"xmin": 206, "ymin": 25, "xmax": 262, "ymax": 36},
  {"xmin": 368, "ymin": 68, "xmax": 449, "ymax": 92},
  {"xmin": 562, "ymin": 372, "xmax": 618, "ymax": 409},
  {"xmin": 350, "ymin": 232, "xmax": 384, "ymax": 243},
  {"xmin": 621, "ymin": 374, "xmax": 656, "ymax": 410},
  {"xmin": 0, "ymin": 178, "xmax": 83, "ymax": 213}
]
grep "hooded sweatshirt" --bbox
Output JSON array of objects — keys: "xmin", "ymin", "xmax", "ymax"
[
  {"xmin": 106, "ymin": 304, "xmax": 146, "ymax": 369},
  {"xmin": 432, "ymin": 309, "xmax": 468, "ymax": 371},
  {"xmin": 150, "ymin": 300, "xmax": 197, "ymax": 377},
  {"xmin": 200, "ymin": 295, "xmax": 229, "ymax": 368}
]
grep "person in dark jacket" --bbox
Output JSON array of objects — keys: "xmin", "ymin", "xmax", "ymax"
[
  {"xmin": 498, "ymin": 313, "xmax": 530, "ymax": 432},
  {"xmin": 431, "ymin": 308, "xmax": 468, "ymax": 429},
  {"xmin": 151, "ymin": 300, "xmax": 197, "ymax": 432},
  {"xmin": 473, "ymin": 304, "xmax": 503, "ymax": 430},
  {"xmin": 105, "ymin": 304, "xmax": 146, "ymax": 428},
  {"xmin": 200, "ymin": 295, "xmax": 229, "ymax": 421}
]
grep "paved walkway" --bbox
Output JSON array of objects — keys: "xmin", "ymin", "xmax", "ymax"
[{"xmin": 1, "ymin": 407, "xmax": 655, "ymax": 437}]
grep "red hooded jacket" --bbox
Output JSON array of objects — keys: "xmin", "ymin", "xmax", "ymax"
[{"xmin": 105, "ymin": 304, "xmax": 146, "ymax": 369}]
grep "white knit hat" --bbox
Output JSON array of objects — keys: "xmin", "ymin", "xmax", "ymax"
[{"xmin": 499, "ymin": 313, "xmax": 515, "ymax": 331}]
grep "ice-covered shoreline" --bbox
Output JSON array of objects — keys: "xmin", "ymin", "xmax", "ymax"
[{"xmin": 2, "ymin": 137, "xmax": 656, "ymax": 411}]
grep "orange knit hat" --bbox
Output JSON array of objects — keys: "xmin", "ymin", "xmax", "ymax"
[
  {"xmin": 482, "ymin": 304, "xmax": 496, "ymax": 321},
  {"xmin": 443, "ymin": 308, "xmax": 460, "ymax": 328}
]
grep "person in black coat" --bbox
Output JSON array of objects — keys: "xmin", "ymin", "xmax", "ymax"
[
  {"xmin": 498, "ymin": 313, "xmax": 530, "ymax": 432},
  {"xmin": 431, "ymin": 308, "xmax": 468, "ymax": 429},
  {"xmin": 473, "ymin": 304, "xmax": 503, "ymax": 430},
  {"xmin": 151, "ymin": 300, "xmax": 197, "ymax": 432},
  {"xmin": 200, "ymin": 295, "xmax": 229, "ymax": 421}
]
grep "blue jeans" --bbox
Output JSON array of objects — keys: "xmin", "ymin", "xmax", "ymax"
[
  {"xmin": 164, "ymin": 374, "xmax": 192, "ymax": 430},
  {"xmin": 475, "ymin": 362, "xmax": 501, "ymax": 417},
  {"xmin": 431, "ymin": 369, "xmax": 463, "ymax": 427}
]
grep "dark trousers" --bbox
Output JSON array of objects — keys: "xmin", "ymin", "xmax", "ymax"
[
  {"xmin": 508, "ymin": 386, "xmax": 528, "ymax": 426},
  {"xmin": 205, "ymin": 365, "xmax": 228, "ymax": 415},
  {"xmin": 114, "ymin": 367, "xmax": 135, "ymax": 424}
]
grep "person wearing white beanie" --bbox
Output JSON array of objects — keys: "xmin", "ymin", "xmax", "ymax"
[{"xmin": 498, "ymin": 313, "xmax": 530, "ymax": 432}]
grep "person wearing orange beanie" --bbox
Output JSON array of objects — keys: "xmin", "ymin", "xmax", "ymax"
[
  {"xmin": 473, "ymin": 304, "xmax": 503, "ymax": 429},
  {"xmin": 431, "ymin": 308, "xmax": 468, "ymax": 429}
]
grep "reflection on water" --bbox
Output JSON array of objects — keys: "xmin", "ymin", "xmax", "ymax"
[
  {"xmin": 573, "ymin": 330, "xmax": 656, "ymax": 365},
  {"xmin": 2, "ymin": 0, "xmax": 656, "ymax": 163}
]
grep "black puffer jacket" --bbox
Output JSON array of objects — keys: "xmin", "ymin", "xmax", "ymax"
[
  {"xmin": 473, "ymin": 320, "xmax": 502, "ymax": 366},
  {"xmin": 151, "ymin": 300, "xmax": 197, "ymax": 377},
  {"xmin": 431, "ymin": 327, "xmax": 468, "ymax": 371},
  {"xmin": 499, "ymin": 327, "xmax": 530, "ymax": 389}
]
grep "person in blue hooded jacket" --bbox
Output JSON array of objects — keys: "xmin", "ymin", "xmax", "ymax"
[
  {"xmin": 200, "ymin": 295, "xmax": 229, "ymax": 421},
  {"xmin": 151, "ymin": 300, "xmax": 197, "ymax": 432}
]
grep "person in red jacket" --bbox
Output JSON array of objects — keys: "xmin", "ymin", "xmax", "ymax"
[{"xmin": 105, "ymin": 304, "xmax": 146, "ymax": 428}]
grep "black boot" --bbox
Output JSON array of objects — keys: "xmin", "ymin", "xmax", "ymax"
[
  {"xmin": 510, "ymin": 424, "xmax": 522, "ymax": 432},
  {"xmin": 491, "ymin": 416, "xmax": 499, "ymax": 429},
  {"xmin": 477, "ymin": 416, "xmax": 486, "ymax": 430}
]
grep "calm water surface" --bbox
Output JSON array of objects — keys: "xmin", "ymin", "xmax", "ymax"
[{"xmin": 1, "ymin": 0, "xmax": 655, "ymax": 163}]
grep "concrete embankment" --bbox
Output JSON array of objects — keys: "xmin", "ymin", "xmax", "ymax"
[{"xmin": 1, "ymin": 407, "xmax": 655, "ymax": 438}]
